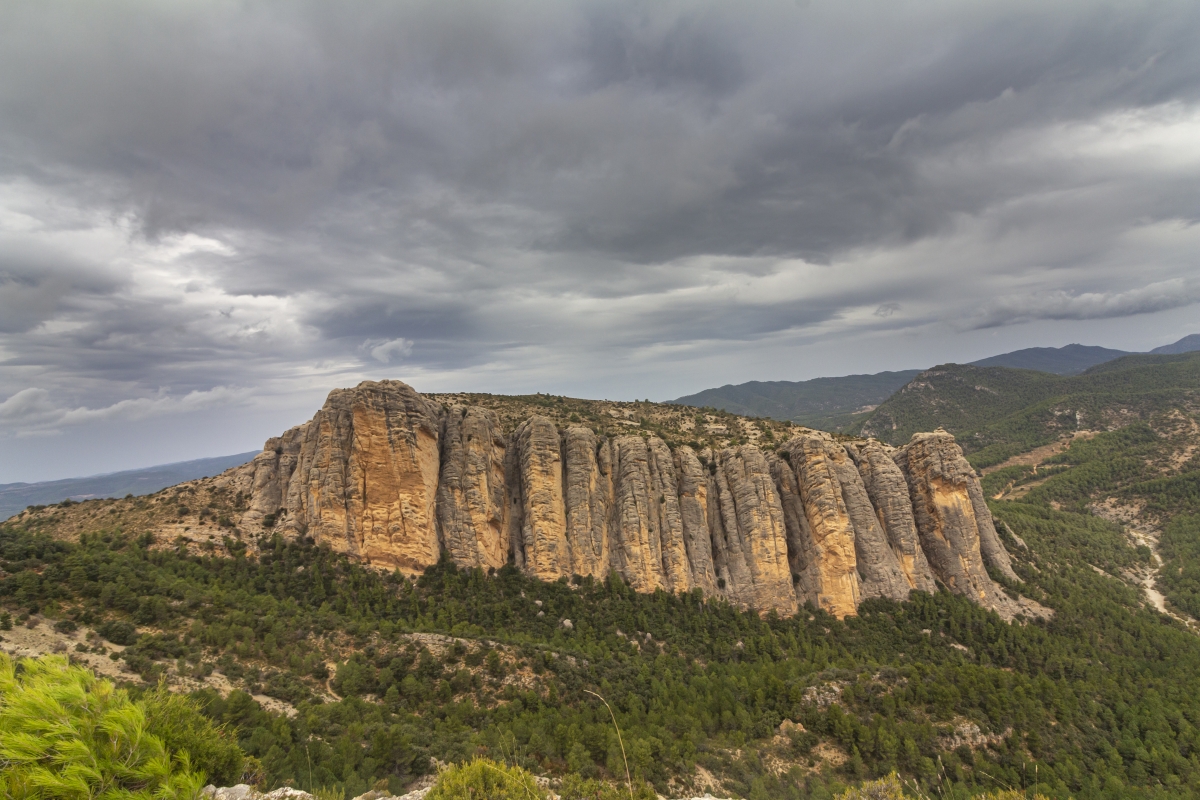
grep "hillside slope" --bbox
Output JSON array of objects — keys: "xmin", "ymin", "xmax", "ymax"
[
  {"xmin": 1152, "ymin": 333, "xmax": 1200, "ymax": 354},
  {"xmin": 669, "ymin": 336, "xmax": 1199, "ymax": 430},
  {"xmin": 670, "ymin": 371, "xmax": 921, "ymax": 431},
  {"xmin": 860, "ymin": 352, "xmax": 1200, "ymax": 468},
  {"xmin": 0, "ymin": 452, "xmax": 259, "ymax": 522}
]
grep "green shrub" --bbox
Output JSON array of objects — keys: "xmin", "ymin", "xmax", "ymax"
[
  {"xmin": 559, "ymin": 773, "xmax": 657, "ymax": 800},
  {"xmin": 835, "ymin": 773, "xmax": 905, "ymax": 800},
  {"xmin": 97, "ymin": 619, "xmax": 138, "ymax": 646},
  {"xmin": 0, "ymin": 653, "xmax": 205, "ymax": 799},
  {"xmin": 140, "ymin": 683, "xmax": 246, "ymax": 786},
  {"xmin": 425, "ymin": 758, "xmax": 548, "ymax": 799}
]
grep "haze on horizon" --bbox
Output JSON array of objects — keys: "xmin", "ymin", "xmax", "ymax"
[{"xmin": 1, "ymin": 0, "xmax": 1199, "ymax": 483}]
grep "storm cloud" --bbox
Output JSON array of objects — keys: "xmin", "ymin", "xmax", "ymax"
[{"xmin": 1, "ymin": 0, "xmax": 1199, "ymax": 480}]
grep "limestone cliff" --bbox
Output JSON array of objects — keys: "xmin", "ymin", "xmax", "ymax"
[
  {"xmin": 847, "ymin": 440, "xmax": 937, "ymax": 594},
  {"xmin": 508, "ymin": 416, "xmax": 571, "ymax": 581},
  {"xmin": 776, "ymin": 434, "xmax": 860, "ymax": 617},
  {"xmin": 561, "ymin": 425, "xmax": 612, "ymax": 579},
  {"xmin": 674, "ymin": 447, "xmax": 720, "ymax": 597},
  {"xmin": 236, "ymin": 380, "xmax": 1036, "ymax": 621},
  {"xmin": 242, "ymin": 380, "xmax": 443, "ymax": 572},
  {"xmin": 436, "ymin": 406, "xmax": 508, "ymax": 570},
  {"xmin": 894, "ymin": 431, "xmax": 1042, "ymax": 620},
  {"xmin": 709, "ymin": 447, "xmax": 796, "ymax": 615}
]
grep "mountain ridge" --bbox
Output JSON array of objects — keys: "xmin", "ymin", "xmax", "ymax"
[
  {"xmin": 670, "ymin": 334, "xmax": 1199, "ymax": 430},
  {"xmin": 0, "ymin": 451, "xmax": 259, "ymax": 522}
]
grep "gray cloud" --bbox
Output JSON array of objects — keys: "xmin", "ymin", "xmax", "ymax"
[
  {"xmin": 0, "ymin": 0, "xmax": 1199, "ymax": 480},
  {"xmin": 965, "ymin": 277, "xmax": 1200, "ymax": 330}
]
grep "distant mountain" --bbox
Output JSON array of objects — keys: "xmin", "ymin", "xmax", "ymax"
[
  {"xmin": 669, "ymin": 370, "xmax": 922, "ymax": 430},
  {"xmin": 671, "ymin": 335, "xmax": 1200, "ymax": 429},
  {"xmin": 968, "ymin": 343, "xmax": 1131, "ymax": 375},
  {"xmin": 1152, "ymin": 333, "xmax": 1200, "ymax": 355},
  {"xmin": 0, "ymin": 451, "xmax": 258, "ymax": 521}
]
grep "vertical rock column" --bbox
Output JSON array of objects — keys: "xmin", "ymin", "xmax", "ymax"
[
  {"xmin": 823, "ymin": 439, "xmax": 913, "ymax": 602},
  {"xmin": 647, "ymin": 437, "xmax": 692, "ymax": 593},
  {"xmin": 769, "ymin": 453, "xmax": 818, "ymax": 608},
  {"xmin": 436, "ymin": 406, "xmax": 509, "ymax": 570},
  {"xmin": 561, "ymin": 426, "xmax": 612, "ymax": 579},
  {"xmin": 509, "ymin": 416, "xmax": 572, "ymax": 581},
  {"xmin": 778, "ymin": 434, "xmax": 859, "ymax": 618},
  {"xmin": 895, "ymin": 431, "xmax": 1022, "ymax": 617},
  {"xmin": 710, "ymin": 446, "xmax": 797, "ymax": 615},
  {"xmin": 243, "ymin": 425, "xmax": 305, "ymax": 529},
  {"xmin": 675, "ymin": 447, "xmax": 720, "ymax": 597},
  {"xmin": 848, "ymin": 440, "xmax": 937, "ymax": 594},
  {"xmin": 609, "ymin": 436, "xmax": 667, "ymax": 592}
]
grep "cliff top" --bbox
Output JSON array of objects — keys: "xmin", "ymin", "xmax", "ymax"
[{"xmin": 426, "ymin": 390, "xmax": 818, "ymax": 452}]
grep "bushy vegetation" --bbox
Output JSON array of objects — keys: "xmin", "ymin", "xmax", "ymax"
[
  {"xmin": 0, "ymin": 653, "xmax": 206, "ymax": 799},
  {"xmin": 425, "ymin": 757, "xmax": 547, "ymax": 799},
  {"xmin": 4, "ymin": 514, "xmax": 1200, "ymax": 799},
  {"xmin": 833, "ymin": 772, "xmax": 1051, "ymax": 800},
  {"xmin": 1157, "ymin": 515, "xmax": 1200, "ymax": 619}
]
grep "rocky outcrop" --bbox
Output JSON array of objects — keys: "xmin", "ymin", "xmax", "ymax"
[
  {"xmin": 647, "ymin": 437, "xmax": 693, "ymax": 593},
  {"xmin": 895, "ymin": 431, "xmax": 1043, "ymax": 620},
  {"xmin": 561, "ymin": 425, "xmax": 612, "ymax": 579},
  {"xmin": 436, "ymin": 406, "xmax": 509, "ymax": 570},
  {"xmin": 777, "ymin": 435, "xmax": 859, "ymax": 618},
  {"xmin": 508, "ymin": 416, "xmax": 571, "ymax": 581},
  {"xmin": 823, "ymin": 439, "xmax": 912, "ymax": 602},
  {"xmin": 240, "ymin": 380, "xmax": 443, "ymax": 572},
  {"xmin": 675, "ymin": 447, "xmax": 720, "ymax": 597},
  {"xmin": 234, "ymin": 380, "xmax": 1033, "ymax": 622},
  {"xmin": 848, "ymin": 440, "xmax": 937, "ymax": 594},
  {"xmin": 709, "ymin": 447, "xmax": 797, "ymax": 615},
  {"xmin": 609, "ymin": 435, "xmax": 669, "ymax": 592}
]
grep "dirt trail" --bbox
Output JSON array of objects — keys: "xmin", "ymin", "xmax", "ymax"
[
  {"xmin": 1092, "ymin": 500, "xmax": 1199, "ymax": 630},
  {"xmin": 982, "ymin": 431, "xmax": 1096, "ymax": 477}
]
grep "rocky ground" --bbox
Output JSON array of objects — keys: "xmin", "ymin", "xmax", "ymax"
[{"xmin": 202, "ymin": 783, "xmax": 736, "ymax": 800}]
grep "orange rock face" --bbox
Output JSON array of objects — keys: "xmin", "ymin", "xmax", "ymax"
[{"xmin": 242, "ymin": 380, "xmax": 442, "ymax": 572}]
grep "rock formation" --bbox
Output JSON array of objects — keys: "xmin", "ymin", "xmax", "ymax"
[
  {"xmin": 508, "ymin": 416, "xmax": 571, "ymax": 581},
  {"xmin": 894, "ymin": 431, "xmax": 1031, "ymax": 619},
  {"xmin": 561, "ymin": 425, "xmax": 612, "ymax": 579},
  {"xmin": 231, "ymin": 380, "xmax": 1045, "ymax": 621},
  {"xmin": 436, "ymin": 406, "xmax": 508, "ymax": 570},
  {"xmin": 847, "ymin": 439, "xmax": 937, "ymax": 594},
  {"xmin": 241, "ymin": 381, "xmax": 442, "ymax": 572}
]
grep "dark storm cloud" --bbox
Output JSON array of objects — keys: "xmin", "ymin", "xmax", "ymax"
[{"xmin": 1, "ymin": 0, "xmax": 1199, "ymax": 477}]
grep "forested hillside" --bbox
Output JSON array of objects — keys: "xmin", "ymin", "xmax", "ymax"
[
  {"xmin": 861, "ymin": 352, "xmax": 1200, "ymax": 468},
  {"xmin": 670, "ymin": 371, "xmax": 921, "ymax": 431},
  {"xmin": 968, "ymin": 344, "xmax": 1131, "ymax": 375}
]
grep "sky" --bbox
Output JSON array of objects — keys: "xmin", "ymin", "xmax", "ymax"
[{"xmin": 1, "ymin": 0, "xmax": 1199, "ymax": 483}]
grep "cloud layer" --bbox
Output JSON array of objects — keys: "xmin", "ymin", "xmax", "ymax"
[{"xmin": 1, "ymin": 0, "xmax": 1199, "ymax": 480}]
